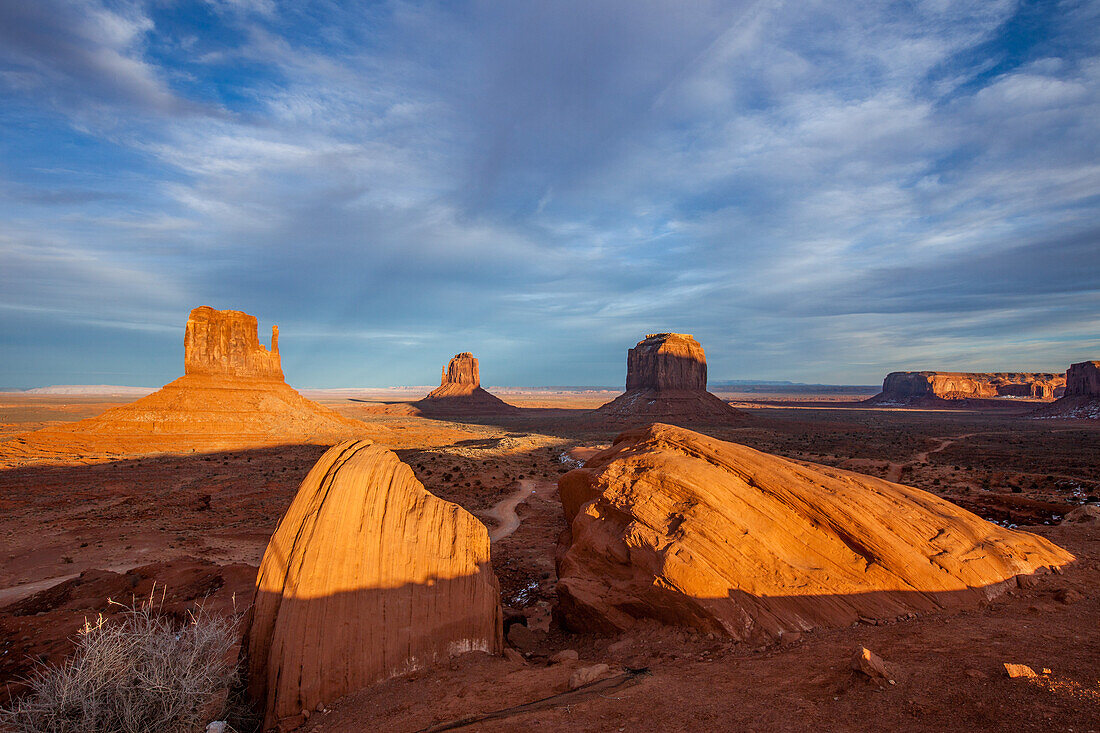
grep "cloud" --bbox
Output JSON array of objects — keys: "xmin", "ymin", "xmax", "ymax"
[{"xmin": 0, "ymin": 0, "xmax": 1097, "ymax": 386}]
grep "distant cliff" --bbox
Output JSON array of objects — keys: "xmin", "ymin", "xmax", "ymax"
[
  {"xmin": 184, "ymin": 306, "xmax": 282, "ymax": 379},
  {"xmin": 871, "ymin": 371, "xmax": 1065, "ymax": 404}
]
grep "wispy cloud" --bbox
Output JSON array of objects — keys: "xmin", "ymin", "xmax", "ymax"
[{"xmin": 0, "ymin": 0, "xmax": 1097, "ymax": 387}]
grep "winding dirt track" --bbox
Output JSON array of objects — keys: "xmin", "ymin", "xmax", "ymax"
[
  {"xmin": 885, "ymin": 432, "xmax": 986, "ymax": 483},
  {"xmin": 482, "ymin": 479, "xmax": 539, "ymax": 543}
]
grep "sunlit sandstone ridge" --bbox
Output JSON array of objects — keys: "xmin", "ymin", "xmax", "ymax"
[
  {"xmin": 594, "ymin": 333, "xmax": 742, "ymax": 423},
  {"xmin": 871, "ymin": 371, "xmax": 1066, "ymax": 404},
  {"xmin": 0, "ymin": 306, "xmax": 370, "ymax": 461},
  {"xmin": 248, "ymin": 440, "xmax": 502, "ymax": 729},
  {"xmin": 555, "ymin": 424, "xmax": 1073, "ymax": 640},
  {"xmin": 414, "ymin": 352, "xmax": 518, "ymax": 414}
]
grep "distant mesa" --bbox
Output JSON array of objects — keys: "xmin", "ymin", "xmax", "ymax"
[
  {"xmin": 554, "ymin": 423, "xmax": 1072, "ymax": 641},
  {"xmin": 2, "ymin": 306, "xmax": 369, "ymax": 459},
  {"xmin": 869, "ymin": 371, "xmax": 1066, "ymax": 405},
  {"xmin": 1033, "ymin": 361, "xmax": 1100, "ymax": 420},
  {"xmin": 248, "ymin": 439, "xmax": 502, "ymax": 729},
  {"xmin": 593, "ymin": 333, "xmax": 743, "ymax": 423},
  {"xmin": 414, "ymin": 352, "xmax": 518, "ymax": 414}
]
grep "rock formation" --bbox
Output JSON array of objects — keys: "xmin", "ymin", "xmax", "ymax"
[
  {"xmin": 593, "ymin": 334, "xmax": 742, "ymax": 423},
  {"xmin": 870, "ymin": 371, "xmax": 1065, "ymax": 404},
  {"xmin": 1033, "ymin": 361, "xmax": 1100, "ymax": 419},
  {"xmin": 414, "ymin": 352, "xmax": 518, "ymax": 415},
  {"xmin": 184, "ymin": 306, "xmax": 283, "ymax": 379},
  {"xmin": 4, "ymin": 307, "xmax": 369, "ymax": 456},
  {"xmin": 247, "ymin": 440, "xmax": 502, "ymax": 729},
  {"xmin": 555, "ymin": 423, "xmax": 1072, "ymax": 641}
]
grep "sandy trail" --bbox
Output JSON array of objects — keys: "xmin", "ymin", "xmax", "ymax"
[
  {"xmin": 886, "ymin": 432, "xmax": 986, "ymax": 483},
  {"xmin": 483, "ymin": 479, "xmax": 540, "ymax": 543}
]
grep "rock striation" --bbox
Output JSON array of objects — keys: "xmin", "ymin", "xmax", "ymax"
[
  {"xmin": 3, "ymin": 307, "xmax": 368, "ymax": 457},
  {"xmin": 870, "ymin": 371, "xmax": 1065, "ymax": 404},
  {"xmin": 184, "ymin": 306, "xmax": 283, "ymax": 379},
  {"xmin": 554, "ymin": 423, "xmax": 1072, "ymax": 641},
  {"xmin": 247, "ymin": 440, "xmax": 502, "ymax": 728},
  {"xmin": 594, "ymin": 334, "xmax": 741, "ymax": 423},
  {"xmin": 1033, "ymin": 361, "xmax": 1100, "ymax": 419},
  {"xmin": 415, "ymin": 352, "xmax": 517, "ymax": 415}
]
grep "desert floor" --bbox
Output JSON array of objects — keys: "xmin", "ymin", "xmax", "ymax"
[{"xmin": 1, "ymin": 391, "xmax": 1097, "ymax": 732}]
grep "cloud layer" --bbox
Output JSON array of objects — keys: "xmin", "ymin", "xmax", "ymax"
[{"xmin": 1, "ymin": 0, "xmax": 1097, "ymax": 387}]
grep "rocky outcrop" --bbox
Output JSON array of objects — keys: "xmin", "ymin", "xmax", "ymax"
[
  {"xmin": 247, "ymin": 440, "xmax": 502, "ymax": 729},
  {"xmin": 625, "ymin": 333, "xmax": 707, "ymax": 391},
  {"xmin": 594, "ymin": 334, "xmax": 741, "ymax": 423},
  {"xmin": 415, "ymin": 353, "xmax": 517, "ymax": 414},
  {"xmin": 1033, "ymin": 361, "xmax": 1100, "ymax": 419},
  {"xmin": 555, "ymin": 423, "xmax": 1072, "ymax": 641},
  {"xmin": 871, "ymin": 371, "xmax": 1065, "ymax": 404},
  {"xmin": 184, "ymin": 306, "xmax": 283, "ymax": 379},
  {"xmin": 4, "ymin": 307, "xmax": 369, "ymax": 456},
  {"xmin": 1065, "ymin": 361, "xmax": 1100, "ymax": 397}
]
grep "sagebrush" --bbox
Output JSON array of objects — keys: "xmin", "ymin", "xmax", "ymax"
[{"xmin": 0, "ymin": 592, "xmax": 240, "ymax": 733}]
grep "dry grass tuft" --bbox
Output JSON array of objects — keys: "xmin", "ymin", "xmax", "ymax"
[{"xmin": 0, "ymin": 588, "xmax": 240, "ymax": 733}]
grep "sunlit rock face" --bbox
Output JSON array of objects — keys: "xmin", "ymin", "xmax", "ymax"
[
  {"xmin": 2, "ymin": 306, "xmax": 367, "ymax": 457},
  {"xmin": 416, "ymin": 352, "xmax": 517, "ymax": 414},
  {"xmin": 874, "ymin": 371, "xmax": 1065, "ymax": 403},
  {"xmin": 625, "ymin": 333, "xmax": 707, "ymax": 391},
  {"xmin": 594, "ymin": 334, "xmax": 742, "ymax": 423},
  {"xmin": 248, "ymin": 440, "xmax": 502, "ymax": 729},
  {"xmin": 1065, "ymin": 361, "xmax": 1100, "ymax": 397},
  {"xmin": 1033, "ymin": 361, "xmax": 1100, "ymax": 419},
  {"xmin": 555, "ymin": 424, "xmax": 1072, "ymax": 642},
  {"xmin": 184, "ymin": 306, "xmax": 283, "ymax": 379}
]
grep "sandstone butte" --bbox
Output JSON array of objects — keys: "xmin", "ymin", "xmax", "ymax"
[
  {"xmin": 1, "ymin": 306, "xmax": 369, "ymax": 460},
  {"xmin": 870, "ymin": 371, "xmax": 1066, "ymax": 404},
  {"xmin": 1033, "ymin": 360, "xmax": 1100, "ymax": 420},
  {"xmin": 555, "ymin": 423, "xmax": 1073, "ymax": 641},
  {"xmin": 414, "ymin": 352, "xmax": 518, "ymax": 414},
  {"xmin": 594, "ymin": 333, "xmax": 743, "ymax": 423},
  {"xmin": 247, "ymin": 439, "xmax": 502, "ymax": 729}
]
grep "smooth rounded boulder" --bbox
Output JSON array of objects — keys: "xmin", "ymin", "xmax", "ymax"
[
  {"xmin": 555, "ymin": 423, "xmax": 1073, "ymax": 641},
  {"xmin": 247, "ymin": 439, "xmax": 502, "ymax": 728}
]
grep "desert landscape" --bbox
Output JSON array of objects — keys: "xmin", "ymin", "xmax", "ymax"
[
  {"xmin": 0, "ymin": 311, "xmax": 1097, "ymax": 732},
  {"xmin": 3, "ymin": 3, "xmax": 1099, "ymax": 732}
]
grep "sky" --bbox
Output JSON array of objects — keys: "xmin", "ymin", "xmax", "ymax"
[{"xmin": 1, "ymin": 0, "xmax": 1098, "ymax": 389}]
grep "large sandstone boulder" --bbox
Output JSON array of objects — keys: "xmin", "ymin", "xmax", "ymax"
[
  {"xmin": 555, "ymin": 424, "xmax": 1072, "ymax": 641},
  {"xmin": 2, "ymin": 307, "xmax": 368, "ymax": 458},
  {"xmin": 1033, "ymin": 361, "xmax": 1100, "ymax": 419},
  {"xmin": 248, "ymin": 439, "xmax": 502, "ymax": 728},
  {"xmin": 415, "ymin": 352, "xmax": 517, "ymax": 414},
  {"xmin": 594, "ymin": 334, "xmax": 741, "ymax": 423},
  {"xmin": 871, "ymin": 371, "xmax": 1065, "ymax": 404}
]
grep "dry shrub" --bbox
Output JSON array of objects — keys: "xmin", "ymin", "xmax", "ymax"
[{"xmin": 1, "ymin": 591, "xmax": 240, "ymax": 733}]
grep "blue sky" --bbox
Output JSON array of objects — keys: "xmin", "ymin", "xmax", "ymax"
[{"xmin": 1, "ymin": 0, "xmax": 1098, "ymax": 388}]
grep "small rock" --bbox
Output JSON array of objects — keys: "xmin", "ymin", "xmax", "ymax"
[
  {"xmin": 503, "ymin": 648, "xmax": 527, "ymax": 665},
  {"xmin": 851, "ymin": 646, "xmax": 898, "ymax": 683},
  {"xmin": 780, "ymin": 631, "xmax": 802, "ymax": 646},
  {"xmin": 507, "ymin": 623, "xmax": 540, "ymax": 651},
  {"xmin": 1003, "ymin": 663, "xmax": 1037, "ymax": 679},
  {"xmin": 1063, "ymin": 505, "xmax": 1100, "ymax": 524},
  {"xmin": 316, "ymin": 702, "xmax": 325, "ymax": 712},
  {"xmin": 1016, "ymin": 574, "xmax": 1038, "ymax": 590},
  {"xmin": 964, "ymin": 669, "xmax": 987, "ymax": 679},
  {"xmin": 607, "ymin": 639, "xmax": 631, "ymax": 654},
  {"xmin": 569, "ymin": 663, "xmax": 610, "ymax": 690},
  {"xmin": 1055, "ymin": 588, "xmax": 1083, "ymax": 605},
  {"xmin": 205, "ymin": 723, "xmax": 228, "ymax": 733},
  {"xmin": 550, "ymin": 649, "xmax": 579, "ymax": 664}
]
